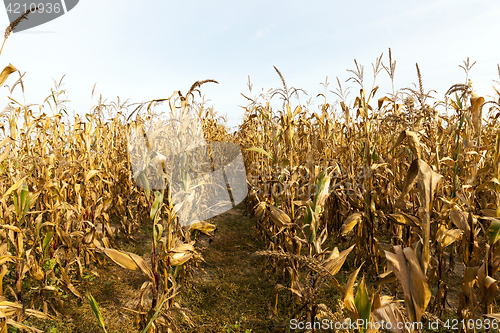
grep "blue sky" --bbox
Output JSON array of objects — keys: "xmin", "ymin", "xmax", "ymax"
[{"xmin": 0, "ymin": 0, "xmax": 499, "ymax": 130}]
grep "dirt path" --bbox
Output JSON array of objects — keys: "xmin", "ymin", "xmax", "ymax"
[{"xmin": 179, "ymin": 203, "xmax": 276, "ymax": 332}]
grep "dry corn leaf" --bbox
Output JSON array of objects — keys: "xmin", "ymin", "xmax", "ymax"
[
  {"xmin": 371, "ymin": 163, "xmax": 388, "ymax": 171},
  {"xmin": 396, "ymin": 158, "xmax": 443, "ymax": 211},
  {"xmin": 436, "ymin": 225, "xmax": 462, "ymax": 248},
  {"xmin": 0, "ymin": 64, "xmax": 17, "ymax": 88},
  {"xmin": 480, "ymin": 275, "xmax": 497, "ymax": 305},
  {"xmin": 268, "ymin": 204, "xmax": 291, "ymax": 227},
  {"xmin": 470, "ymin": 94, "xmax": 484, "ymax": 133},
  {"xmin": 373, "ymin": 270, "xmax": 397, "ymax": 286},
  {"xmin": 169, "ymin": 252, "xmax": 194, "ymax": 266},
  {"xmin": 0, "ymin": 137, "xmax": 12, "ymax": 150},
  {"xmin": 341, "ymin": 212, "xmax": 363, "ymax": 236},
  {"xmin": 461, "ymin": 267, "xmax": 477, "ymax": 309},
  {"xmin": 388, "ymin": 213, "xmax": 421, "ymax": 229},
  {"xmin": 385, "ymin": 246, "xmax": 430, "ymax": 323},
  {"xmin": 85, "ymin": 170, "xmax": 100, "ymax": 183},
  {"xmin": 54, "ymin": 258, "xmax": 81, "ymax": 298},
  {"xmin": 440, "ymin": 157, "xmax": 455, "ymax": 167},
  {"xmin": 396, "ymin": 159, "xmax": 419, "ymax": 204},
  {"xmin": 0, "ymin": 225, "xmax": 22, "ymax": 234},
  {"xmin": 103, "ymin": 248, "xmax": 154, "ymax": 281},
  {"xmin": 481, "ymin": 208, "xmax": 497, "ymax": 217},
  {"xmin": 5, "ymin": 319, "xmax": 43, "ymax": 333},
  {"xmin": 402, "ymin": 247, "xmax": 431, "ymax": 321},
  {"xmin": 449, "ymin": 210, "xmax": 471, "ymax": 237},
  {"xmin": 170, "ymin": 242, "xmax": 195, "ymax": 253},
  {"xmin": 2, "ymin": 177, "xmax": 28, "ymax": 199},
  {"xmin": 486, "ymin": 313, "xmax": 500, "ymax": 320},
  {"xmin": 416, "ymin": 160, "xmax": 442, "ymax": 210},
  {"xmin": 372, "ymin": 302, "xmax": 410, "ymax": 333},
  {"xmin": 344, "ymin": 264, "xmax": 362, "ymax": 317},
  {"xmin": 322, "ymin": 244, "xmax": 355, "ymax": 277},
  {"xmin": 378, "ymin": 96, "xmax": 393, "ymax": 110},
  {"xmin": 188, "ymin": 221, "xmax": 216, "ymax": 236},
  {"xmin": 253, "ymin": 202, "xmax": 266, "ymax": 221},
  {"xmin": 0, "ymin": 148, "xmax": 10, "ymax": 165},
  {"xmin": 389, "ymin": 130, "xmax": 421, "ymax": 159}
]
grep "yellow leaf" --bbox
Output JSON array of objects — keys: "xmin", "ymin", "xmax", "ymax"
[
  {"xmin": 439, "ymin": 157, "xmax": 455, "ymax": 167},
  {"xmin": 2, "ymin": 176, "xmax": 28, "ymax": 198},
  {"xmin": 170, "ymin": 242, "xmax": 195, "ymax": 253},
  {"xmin": 378, "ymin": 96, "xmax": 393, "ymax": 110},
  {"xmin": 388, "ymin": 213, "xmax": 421, "ymax": 229},
  {"xmin": 85, "ymin": 170, "xmax": 100, "ymax": 183},
  {"xmin": 268, "ymin": 204, "xmax": 291, "ymax": 227},
  {"xmin": 344, "ymin": 264, "xmax": 362, "ymax": 317},
  {"xmin": 0, "ymin": 64, "xmax": 16, "ymax": 87},
  {"xmin": 103, "ymin": 248, "xmax": 154, "ymax": 281},
  {"xmin": 470, "ymin": 95, "xmax": 484, "ymax": 132},
  {"xmin": 169, "ymin": 252, "xmax": 194, "ymax": 266},
  {"xmin": 0, "ymin": 225, "xmax": 22, "ymax": 233},
  {"xmin": 341, "ymin": 213, "xmax": 363, "ymax": 236},
  {"xmin": 322, "ymin": 244, "xmax": 355, "ymax": 276},
  {"xmin": 188, "ymin": 221, "xmax": 216, "ymax": 236},
  {"xmin": 436, "ymin": 225, "xmax": 462, "ymax": 248},
  {"xmin": 372, "ymin": 270, "xmax": 397, "ymax": 286}
]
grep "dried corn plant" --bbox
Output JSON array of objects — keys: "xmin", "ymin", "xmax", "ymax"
[
  {"xmin": 3, "ymin": 20, "xmax": 500, "ymax": 331},
  {"xmin": 0, "ymin": 39, "xmax": 218, "ymax": 330},
  {"xmin": 239, "ymin": 52, "xmax": 500, "ymax": 332}
]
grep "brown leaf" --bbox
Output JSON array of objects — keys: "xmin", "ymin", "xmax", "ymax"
[
  {"xmin": 403, "ymin": 247, "xmax": 431, "ymax": 321},
  {"xmin": 322, "ymin": 244, "xmax": 355, "ymax": 277},
  {"xmin": 103, "ymin": 248, "xmax": 154, "ymax": 281},
  {"xmin": 0, "ymin": 64, "xmax": 17, "ymax": 88},
  {"xmin": 461, "ymin": 267, "xmax": 477, "ymax": 309},
  {"xmin": 396, "ymin": 159, "xmax": 419, "ymax": 205},
  {"xmin": 341, "ymin": 213, "xmax": 363, "ymax": 236},
  {"xmin": 389, "ymin": 130, "xmax": 421, "ymax": 159},
  {"xmin": 373, "ymin": 270, "xmax": 397, "ymax": 286},
  {"xmin": 385, "ymin": 246, "xmax": 416, "ymax": 322},
  {"xmin": 436, "ymin": 225, "xmax": 462, "ymax": 248},
  {"xmin": 416, "ymin": 159, "xmax": 443, "ymax": 212},
  {"xmin": 450, "ymin": 210, "xmax": 471, "ymax": 236},
  {"xmin": 372, "ymin": 302, "xmax": 410, "ymax": 333},
  {"xmin": 388, "ymin": 213, "xmax": 421, "ymax": 229},
  {"xmin": 344, "ymin": 264, "xmax": 362, "ymax": 317},
  {"xmin": 268, "ymin": 204, "xmax": 291, "ymax": 227},
  {"xmin": 470, "ymin": 94, "xmax": 484, "ymax": 133},
  {"xmin": 254, "ymin": 202, "xmax": 266, "ymax": 221},
  {"xmin": 405, "ymin": 131, "xmax": 422, "ymax": 160},
  {"xmin": 55, "ymin": 258, "xmax": 81, "ymax": 298}
]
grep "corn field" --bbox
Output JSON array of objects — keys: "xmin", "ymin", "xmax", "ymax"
[
  {"xmin": 239, "ymin": 56, "xmax": 500, "ymax": 332},
  {"xmin": 2, "ymin": 10, "xmax": 500, "ymax": 333}
]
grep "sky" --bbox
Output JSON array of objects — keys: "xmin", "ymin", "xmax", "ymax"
[{"xmin": 0, "ymin": 0, "xmax": 499, "ymax": 130}]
